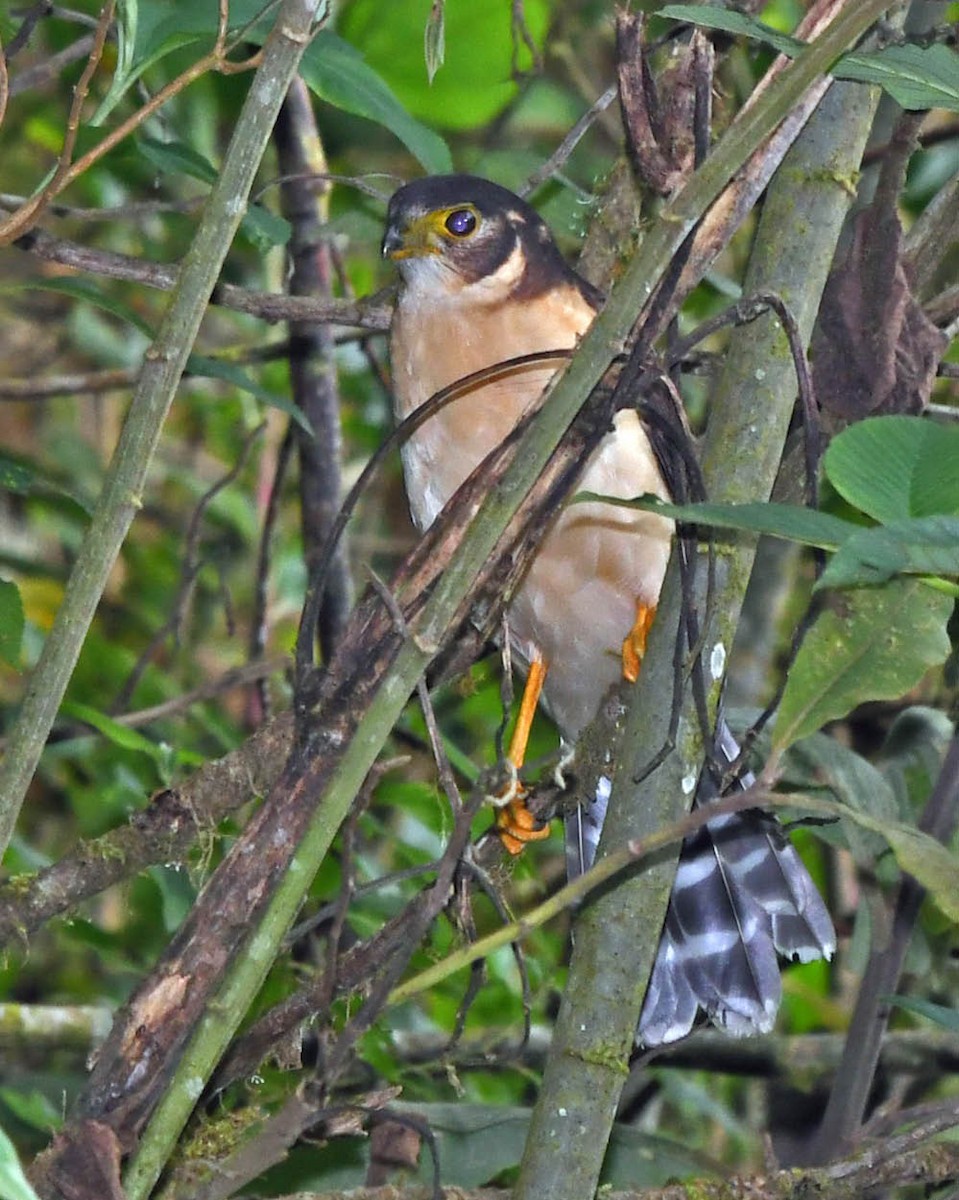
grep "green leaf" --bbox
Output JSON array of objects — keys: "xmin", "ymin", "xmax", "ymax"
[
  {"xmin": 185, "ymin": 355, "xmax": 312, "ymax": 434},
  {"xmin": 577, "ymin": 494, "xmax": 857, "ymax": 550},
  {"xmin": 424, "ymin": 0, "xmax": 446, "ymax": 84},
  {"xmin": 60, "ymin": 701, "xmax": 168, "ymax": 763},
  {"xmin": 20, "ymin": 278, "xmax": 154, "ymax": 339},
  {"xmin": 0, "ymin": 1088, "xmax": 60, "ymax": 1134},
  {"xmin": 885, "ymin": 996, "xmax": 959, "ymax": 1031},
  {"xmin": 780, "ymin": 732, "xmax": 898, "ymax": 867},
  {"xmin": 0, "ymin": 456, "xmax": 34, "ymax": 496},
  {"xmin": 817, "ymin": 515, "xmax": 959, "ymax": 589},
  {"xmin": 773, "ymin": 578, "xmax": 953, "ymax": 751},
  {"xmin": 90, "ymin": 0, "xmax": 139, "ymax": 124},
  {"xmin": 874, "ymin": 824, "xmax": 959, "ymax": 921},
  {"xmin": 237, "ymin": 204, "xmax": 291, "ymax": 253},
  {"xmin": 395, "ymin": 1103, "xmax": 705, "ymax": 1188},
  {"xmin": 659, "ymin": 5, "xmax": 801, "ymax": 57},
  {"xmin": 824, "ymin": 416, "xmax": 959, "ymax": 523},
  {"xmin": 837, "ymin": 44, "xmax": 959, "ymax": 113},
  {"xmin": 0, "ymin": 581, "xmax": 24, "ymax": 669},
  {"xmin": 878, "ymin": 706, "xmax": 954, "ymax": 817},
  {"xmin": 660, "ymin": 8, "xmax": 959, "ymax": 112},
  {"xmin": 300, "ymin": 31, "xmax": 452, "ymax": 174},
  {"xmin": 138, "ymin": 134, "xmax": 218, "ymax": 185},
  {"xmin": 773, "ymin": 792, "xmax": 959, "ymax": 923},
  {"xmin": 0, "ymin": 1124, "xmax": 40, "ymax": 1200},
  {"xmin": 138, "ymin": 137, "xmax": 291, "ymax": 251},
  {"xmin": 337, "ymin": 0, "xmax": 549, "ymax": 133},
  {"xmin": 0, "ymin": 452, "xmax": 92, "ymax": 516},
  {"xmin": 109, "ymin": 0, "xmax": 274, "ymax": 109}
]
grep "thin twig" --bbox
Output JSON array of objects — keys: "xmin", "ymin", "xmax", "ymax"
[
  {"xmin": 521, "ymin": 85, "xmax": 618, "ymax": 198},
  {"xmin": 112, "ymin": 422, "xmax": 265, "ymax": 712}
]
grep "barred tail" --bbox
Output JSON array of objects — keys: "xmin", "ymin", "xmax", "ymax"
[{"xmin": 564, "ymin": 722, "xmax": 835, "ymax": 1047}]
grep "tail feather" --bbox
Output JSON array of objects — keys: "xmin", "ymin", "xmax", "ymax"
[{"xmin": 565, "ymin": 721, "xmax": 835, "ymax": 1047}]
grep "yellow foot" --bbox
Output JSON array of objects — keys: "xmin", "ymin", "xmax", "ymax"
[
  {"xmin": 496, "ymin": 793, "xmax": 551, "ymax": 856},
  {"xmin": 492, "ymin": 654, "xmax": 552, "ymax": 854},
  {"xmin": 622, "ymin": 600, "xmax": 657, "ymax": 684}
]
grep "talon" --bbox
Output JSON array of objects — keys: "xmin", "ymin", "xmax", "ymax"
[
  {"xmin": 622, "ymin": 600, "xmax": 656, "ymax": 683},
  {"xmin": 496, "ymin": 793, "xmax": 551, "ymax": 855}
]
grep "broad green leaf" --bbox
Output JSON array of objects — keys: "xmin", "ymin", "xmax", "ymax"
[
  {"xmin": 237, "ymin": 203, "xmax": 292, "ymax": 253},
  {"xmin": 838, "ymin": 44, "xmax": 959, "ymax": 113},
  {"xmin": 185, "ymin": 355, "xmax": 312, "ymax": 435},
  {"xmin": 60, "ymin": 701, "xmax": 168, "ymax": 763},
  {"xmin": 773, "ymin": 578, "xmax": 952, "ymax": 751},
  {"xmin": 0, "ymin": 581, "xmax": 24, "ymax": 668},
  {"xmin": 300, "ymin": 31, "xmax": 452, "ymax": 174},
  {"xmin": 878, "ymin": 705, "xmax": 955, "ymax": 817},
  {"xmin": 824, "ymin": 416, "xmax": 959, "ymax": 523},
  {"xmin": 578, "ymin": 494, "xmax": 856, "ymax": 550},
  {"xmin": 395, "ymin": 1103, "xmax": 706, "ymax": 1188},
  {"xmin": 0, "ymin": 456, "xmax": 33, "ymax": 495},
  {"xmin": 134, "ymin": 0, "xmax": 272, "ymax": 61},
  {"xmin": 112, "ymin": 0, "xmax": 275, "ymax": 105},
  {"xmin": 337, "ymin": 0, "xmax": 549, "ymax": 134},
  {"xmin": 817, "ymin": 515, "xmax": 959, "ymax": 589},
  {"xmin": 885, "ymin": 996, "xmax": 959, "ymax": 1031},
  {"xmin": 0, "ymin": 1125, "xmax": 40, "ymax": 1200},
  {"xmin": 92, "ymin": 3, "xmax": 451, "ymax": 174}
]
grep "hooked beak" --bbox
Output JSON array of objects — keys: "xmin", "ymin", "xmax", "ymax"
[
  {"xmin": 381, "ymin": 224, "xmax": 405, "ymax": 258},
  {"xmin": 381, "ymin": 213, "xmax": 441, "ymax": 260}
]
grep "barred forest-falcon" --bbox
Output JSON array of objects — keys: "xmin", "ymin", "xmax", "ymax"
[{"xmin": 382, "ymin": 174, "xmax": 835, "ymax": 1046}]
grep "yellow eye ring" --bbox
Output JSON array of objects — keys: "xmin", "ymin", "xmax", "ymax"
[{"xmin": 444, "ymin": 207, "xmax": 478, "ymax": 237}]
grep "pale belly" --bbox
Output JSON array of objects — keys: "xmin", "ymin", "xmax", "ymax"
[
  {"xmin": 403, "ymin": 400, "xmax": 673, "ymax": 741},
  {"xmin": 391, "ymin": 281, "xmax": 673, "ymax": 740}
]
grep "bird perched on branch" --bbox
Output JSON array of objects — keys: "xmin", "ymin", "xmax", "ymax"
[{"xmin": 382, "ymin": 173, "xmax": 834, "ymax": 1045}]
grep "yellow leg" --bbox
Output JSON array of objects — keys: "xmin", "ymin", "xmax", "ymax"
[
  {"xmin": 496, "ymin": 655, "xmax": 552, "ymax": 855},
  {"xmin": 622, "ymin": 600, "xmax": 656, "ymax": 684}
]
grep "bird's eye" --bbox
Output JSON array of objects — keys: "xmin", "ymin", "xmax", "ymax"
[{"xmin": 444, "ymin": 208, "xmax": 477, "ymax": 237}]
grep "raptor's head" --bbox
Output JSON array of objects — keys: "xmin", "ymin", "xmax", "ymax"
[{"xmin": 382, "ymin": 174, "xmax": 599, "ymax": 305}]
